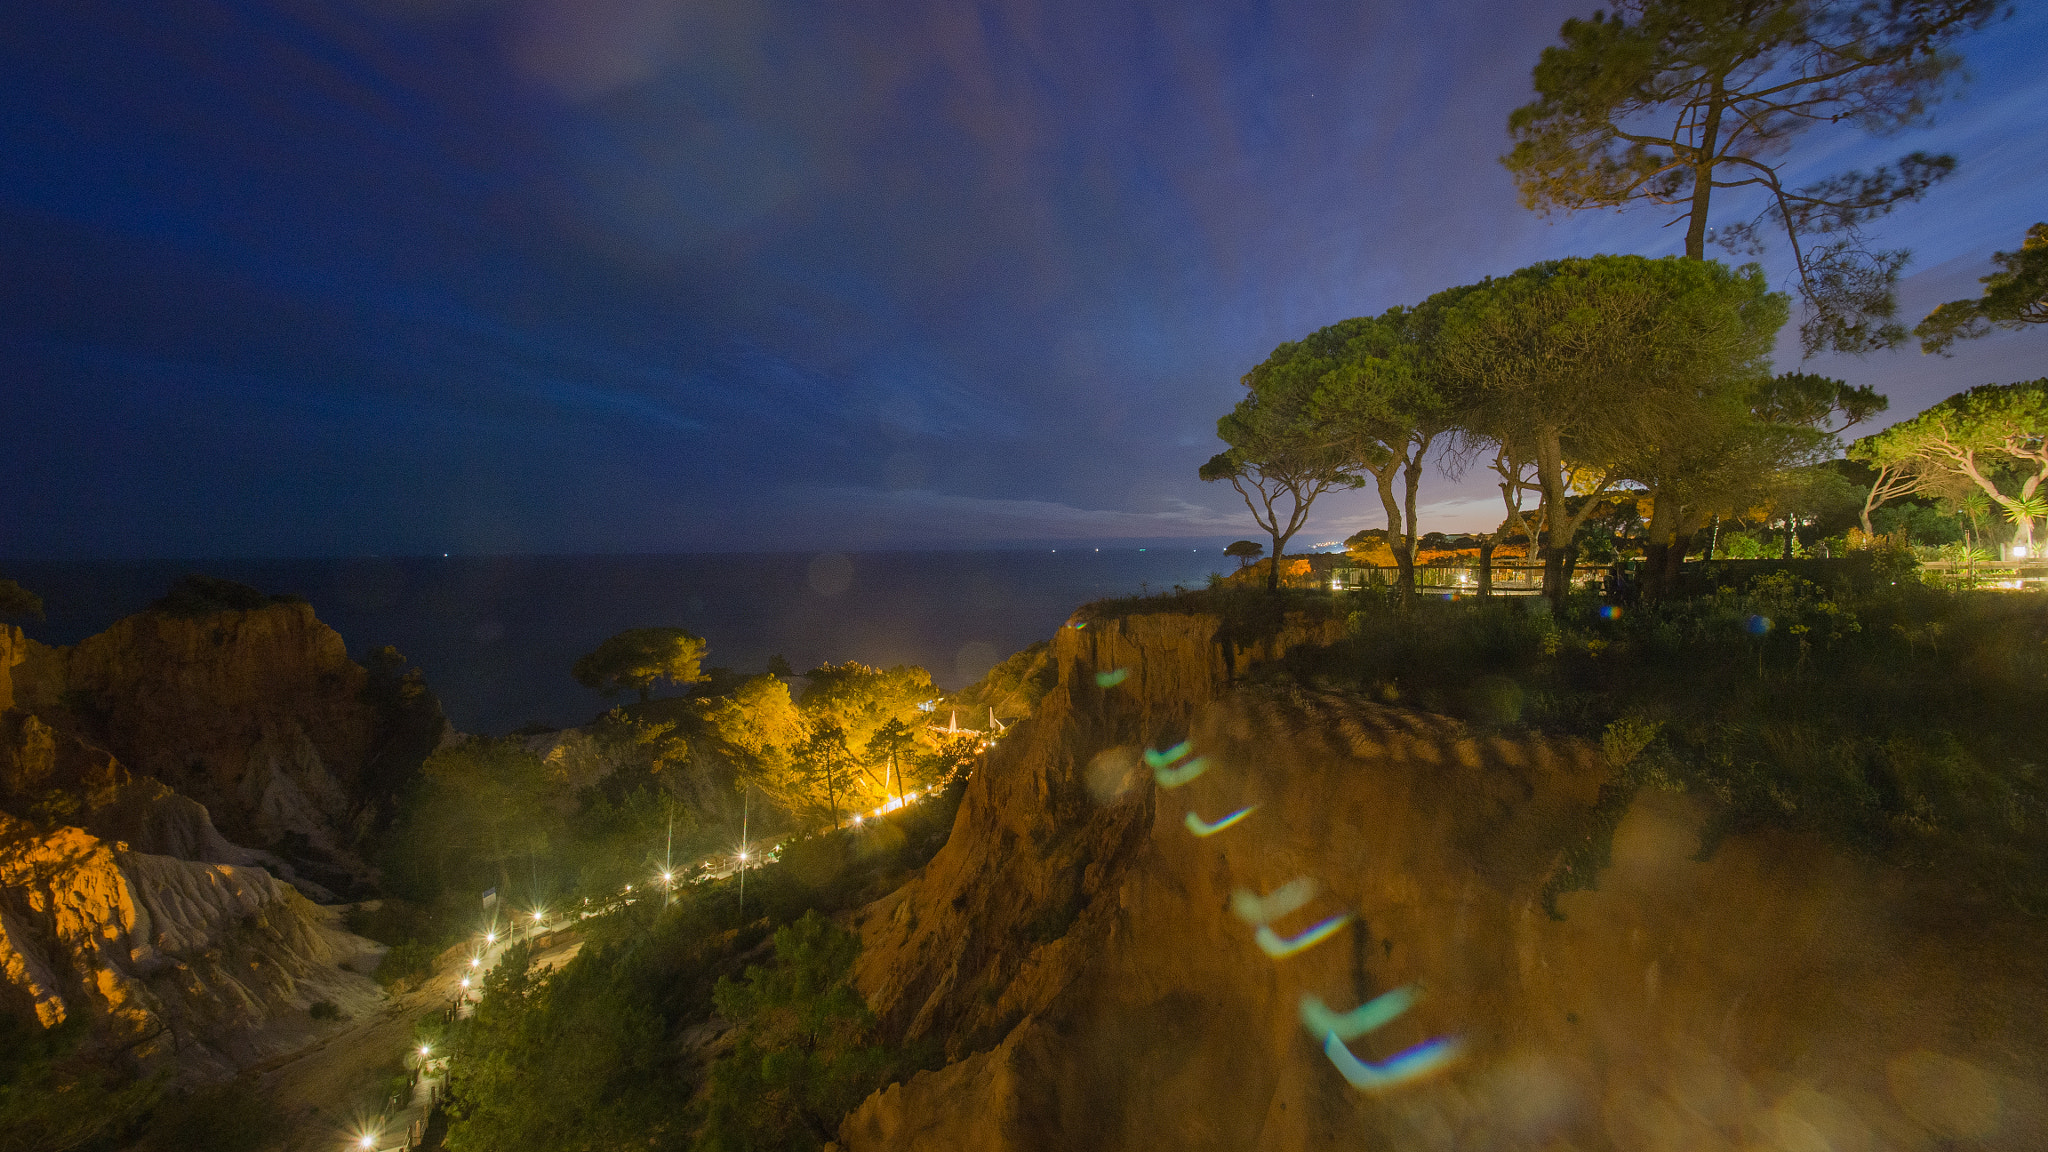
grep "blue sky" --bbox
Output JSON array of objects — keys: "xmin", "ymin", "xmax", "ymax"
[{"xmin": 3, "ymin": 0, "xmax": 2043, "ymax": 558}]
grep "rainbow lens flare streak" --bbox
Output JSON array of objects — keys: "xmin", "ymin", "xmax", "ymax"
[
  {"xmin": 1183, "ymin": 806, "xmax": 1255, "ymax": 836},
  {"xmin": 1300, "ymin": 986, "xmax": 1416, "ymax": 1041},
  {"xmin": 1323, "ymin": 1032, "xmax": 1462, "ymax": 1091},
  {"xmin": 1153, "ymin": 756, "xmax": 1209, "ymax": 788},
  {"xmin": 1255, "ymin": 914, "xmax": 1351, "ymax": 958},
  {"xmin": 1143, "ymin": 741, "xmax": 1193, "ymax": 769},
  {"xmin": 1095, "ymin": 667, "xmax": 1129, "ymax": 687}
]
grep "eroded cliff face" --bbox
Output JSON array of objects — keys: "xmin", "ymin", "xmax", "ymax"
[
  {"xmin": 841, "ymin": 613, "xmax": 2048, "ymax": 1150},
  {"xmin": 1, "ymin": 607, "xmax": 442, "ymax": 892},
  {"xmin": 0, "ymin": 812, "xmax": 381, "ymax": 1078}
]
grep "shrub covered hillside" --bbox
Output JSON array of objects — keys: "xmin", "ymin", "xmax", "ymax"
[
  {"xmin": 438, "ymin": 773, "xmax": 966, "ymax": 1152},
  {"xmin": 1288, "ymin": 578, "xmax": 2048, "ymax": 913}
]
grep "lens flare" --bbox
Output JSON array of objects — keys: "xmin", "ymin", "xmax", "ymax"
[
  {"xmin": 1184, "ymin": 805, "xmax": 1255, "ymax": 837},
  {"xmin": 1300, "ymin": 987, "xmax": 1416, "ymax": 1041},
  {"xmin": 1230, "ymin": 878, "xmax": 1317, "ymax": 926},
  {"xmin": 1323, "ymin": 1033, "xmax": 1462, "ymax": 1090},
  {"xmin": 1256, "ymin": 914, "xmax": 1352, "ymax": 958},
  {"xmin": 1153, "ymin": 756, "xmax": 1209, "ymax": 789}
]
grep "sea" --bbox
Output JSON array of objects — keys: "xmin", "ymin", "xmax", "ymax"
[{"xmin": 3, "ymin": 550, "xmax": 1226, "ymax": 735}]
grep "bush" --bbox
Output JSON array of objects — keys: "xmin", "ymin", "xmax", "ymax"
[
  {"xmin": 1308, "ymin": 585, "xmax": 2048, "ymax": 912},
  {"xmin": 134, "ymin": 1086, "xmax": 278, "ymax": 1152},
  {"xmin": 149, "ymin": 575, "xmax": 305, "ymax": 618},
  {"xmin": 696, "ymin": 912, "xmax": 902, "ymax": 1152},
  {"xmin": 309, "ymin": 1000, "xmax": 342, "ymax": 1021},
  {"xmin": 375, "ymin": 940, "xmax": 439, "ymax": 990}
]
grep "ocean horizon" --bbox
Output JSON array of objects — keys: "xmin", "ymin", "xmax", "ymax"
[{"xmin": 3, "ymin": 548, "xmax": 1267, "ymax": 734}]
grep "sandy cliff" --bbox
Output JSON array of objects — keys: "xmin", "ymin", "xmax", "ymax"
[
  {"xmin": 0, "ymin": 602, "xmax": 438, "ymax": 1075},
  {"xmin": 840, "ymin": 611, "xmax": 2048, "ymax": 1150},
  {"xmin": 1, "ymin": 606, "xmax": 442, "ymax": 893},
  {"xmin": 0, "ymin": 812, "xmax": 381, "ymax": 1078}
]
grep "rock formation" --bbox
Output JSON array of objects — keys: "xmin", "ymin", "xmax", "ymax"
[
  {"xmin": 839, "ymin": 610, "xmax": 2048, "ymax": 1150},
  {"xmin": 2, "ymin": 600, "xmax": 443, "ymax": 894},
  {"xmin": 0, "ymin": 592, "xmax": 440, "ymax": 1074},
  {"xmin": 0, "ymin": 812, "xmax": 381, "ymax": 1078}
]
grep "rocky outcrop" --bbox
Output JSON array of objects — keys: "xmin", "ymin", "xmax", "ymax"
[
  {"xmin": 1, "ymin": 605, "xmax": 443, "ymax": 893},
  {"xmin": 0, "ymin": 812, "xmax": 381, "ymax": 1078},
  {"xmin": 840, "ymin": 613, "xmax": 2048, "ymax": 1150}
]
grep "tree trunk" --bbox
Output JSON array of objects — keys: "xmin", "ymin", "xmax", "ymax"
[
  {"xmin": 1374, "ymin": 468, "xmax": 1411, "ymax": 609},
  {"xmin": 1267, "ymin": 533, "xmax": 1283, "ymax": 592},
  {"xmin": 1542, "ymin": 537, "xmax": 1567, "ymax": 608},
  {"xmin": 1478, "ymin": 537, "xmax": 1496, "ymax": 597},
  {"xmin": 1783, "ymin": 519, "xmax": 1795, "ymax": 560},
  {"xmin": 1706, "ymin": 514, "xmax": 1720, "ymax": 560},
  {"xmin": 1663, "ymin": 530, "xmax": 1693, "ymax": 594},
  {"xmin": 1684, "ymin": 90, "xmax": 1725, "ymax": 260},
  {"xmin": 1400, "ymin": 450, "xmax": 1427, "ymax": 609},
  {"xmin": 1641, "ymin": 539, "xmax": 1670, "ymax": 600},
  {"xmin": 827, "ymin": 749, "xmax": 839, "ymax": 829},
  {"xmin": 1534, "ymin": 429, "xmax": 1572, "ymax": 608}
]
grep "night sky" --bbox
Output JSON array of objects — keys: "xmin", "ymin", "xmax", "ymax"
[{"xmin": 4, "ymin": 0, "xmax": 2044, "ymax": 560}]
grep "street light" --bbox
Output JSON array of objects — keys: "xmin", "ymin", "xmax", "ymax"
[
  {"xmin": 469, "ymin": 957, "xmax": 480, "ymax": 968},
  {"xmin": 485, "ymin": 932, "xmax": 496, "ymax": 944},
  {"xmin": 419, "ymin": 1045, "xmax": 431, "ymax": 1057}
]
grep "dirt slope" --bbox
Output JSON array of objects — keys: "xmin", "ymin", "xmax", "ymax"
[{"xmin": 839, "ymin": 612, "xmax": 2048, "ymax": 1150}]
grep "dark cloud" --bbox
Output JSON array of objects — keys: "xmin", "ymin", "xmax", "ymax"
[{"xmin": 1, "ymin": 0, "xmax": 2042, "ymax": 557}]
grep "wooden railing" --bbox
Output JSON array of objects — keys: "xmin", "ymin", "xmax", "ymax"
[{"xmin": 1326, "ymin": 564, "xmax": 1601, "ymax": 593}]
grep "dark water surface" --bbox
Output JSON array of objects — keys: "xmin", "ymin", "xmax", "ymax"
[{"xmin": 6, "ymin": 550, "xmax": 1222, "ymax": 734}]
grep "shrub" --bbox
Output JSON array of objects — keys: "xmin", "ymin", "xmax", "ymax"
[
  {"xmin": 375, "ymin": 940, "xmax": 439, "ymax": 990},
  {"xmin": 309, "ymin": 1000, "xmax": 342, "ymax": 1021}
]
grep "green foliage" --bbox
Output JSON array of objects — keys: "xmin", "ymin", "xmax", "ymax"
[
  {"xmin": 131, "ymin": 1085, "xmax": 278, "ymax": 1152},
  {"xmin": 697, "ymin": 912, "xmax": 895, "ymax": 1152},
  {"xmin": 0, "ymin": 578, "xmax": 44, "ymax": 622},
  {"xmin": 798, "ymin": 662, "xmax": 936, "ymax": 760},
  {"xmin": 374, "ymin": 939, "xmax": 440, "ymax": 990},
  {"xmin": 379, "ymin": 738, "xmax": 555, "ymax": 915},
  {"xmin": 148, "ymin": 575, "xmax": 305, "ymax": 618},
  {"xmin": 1852, "ymin": 379, "xmax": 2048, "ymax": 549},
  {"xmin": 436, "ymin": 773, "xmax": 968, "ymax": 1152},
  {"xmin": 1203, "ymin": 346, "xmax": 1363, "ymax": 590},
  {"xmin": 1323, "ymin": 586, "xmax": 2048, "ymax": 912},
  {"xmin": 1918, "ymin": 222, "xmax": 2048, "ymax": 352},
  {"xmin": 0, "ymin": 1016, "xmax": 157, "ymax": 1152},
  {"xmin": 574, "ymin": 628, "xmax": 711, "ymax": 702},
  {"xmin": 447, "ymin": 933, "xmax": 692, "ymax": 1152},
  {"xmin": 1439, "ymin": 254, "xmax": 1788, "ymax": 599},
  {"xmin": 1502, "ymin": 0, "xmax": 1998, "ymax": 353},
  {"xmin": 946, "ymin": 640, "xmax": 1055, "ymax": 728}
]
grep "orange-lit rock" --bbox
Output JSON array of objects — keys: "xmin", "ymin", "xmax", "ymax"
[
  {"xmin": 840, "ymin": 612, "xmax": 2048, "ymax": 1151},
  {"xmin": 2, "ymin": 606, "xmax": 443, "ymax": 893},
  {"xmin": 0, "ymin": 812, "xmax": 379, "ymax": 1074}
]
